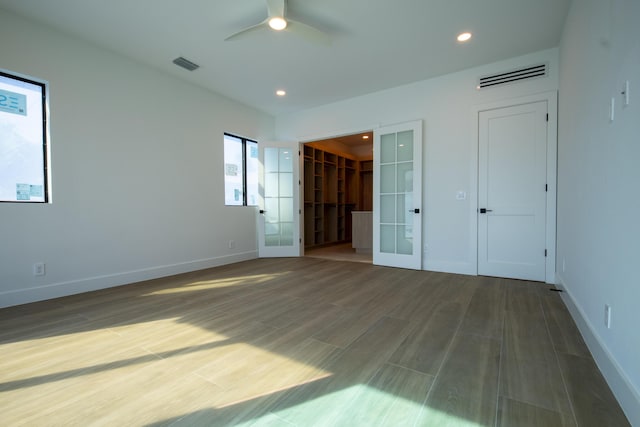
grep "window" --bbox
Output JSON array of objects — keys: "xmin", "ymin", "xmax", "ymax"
[
  {"xmin": 0, "ymin": 70, "xmax": 49, "ymax": 203},
  {"xmin": 224, "ymin": 133, "xmax": 258, "ymax": 206}
]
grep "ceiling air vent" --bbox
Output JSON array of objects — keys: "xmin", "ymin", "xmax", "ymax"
[
  {"xmin": 477, "ymin": 63, "xmax": 547, "ymax": 89},
  {"xmin": 172, "ymin": 57, "xmax": 200, "ymax": 71}
]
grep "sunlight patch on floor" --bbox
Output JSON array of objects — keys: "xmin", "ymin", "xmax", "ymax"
[
  {"xmin": 417, "ymin": 405, "xmax": 489, "ymax": 427},
  {"xmin": 142, "ymin": 272, "xmax": 288, "ymax": 295},
  {"xmin": 243, "ymin": 384, "xmax": 488, "ymax": 427},
  {"xmin": 201, "ymin": 340, "xmax": 334, "ymax": 409}
]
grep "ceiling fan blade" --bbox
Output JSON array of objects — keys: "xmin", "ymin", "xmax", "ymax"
[
  {"xmin": 224, "ymin": 19, "xmax": 268, "ymax": 41},
  {"xmin": 266, "ymin": 0, "xmax": 285, "ymax": 18},
  {"xmin": 286, "ymin": 19, "xmax": 331, "ymax": 45}
]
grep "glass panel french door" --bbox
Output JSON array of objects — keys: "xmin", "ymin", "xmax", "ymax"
[
  {"xmin": 258, "ymin": 142, "xmax": 301, "ymax": 257},
  {"xmin": 373, "ymin": 121, "xmax": 422, "ymax": 269}
]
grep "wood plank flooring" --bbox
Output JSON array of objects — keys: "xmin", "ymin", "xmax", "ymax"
[{"xmin": 0, "ymin": 257, "xmax": 631, "ymax": 426}]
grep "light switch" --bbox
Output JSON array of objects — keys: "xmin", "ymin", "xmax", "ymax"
[
  {"xmin": 622, "ymin": 80, "xmax": 630, "ymax": 106},
  {"xmin": 456, "ymin": 191, "xmax": 466, "ymax": 200}
]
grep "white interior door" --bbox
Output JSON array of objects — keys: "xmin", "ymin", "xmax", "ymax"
[
  {"xmin": 478, "ymin": 101, "xmax": 547, "ymax": 281},
  {"xmin": 258, "ymin": 142, "xmax": 301, "ymax": 257},
  {"xmin": 373, "ymin": 121, "xmax": 422, "ymax": 270}
]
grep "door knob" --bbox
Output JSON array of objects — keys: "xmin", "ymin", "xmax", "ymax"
[
  {"xmin": 259, "ymin": 210, "xmax": 266, "ymax": 214},
  {"xmin": 409, "ymin": 208, "xmax": 420, "ymax": 213},
  {"xmin": 479, "ymin": 208, "xmax": 493, "ymax": 214}
]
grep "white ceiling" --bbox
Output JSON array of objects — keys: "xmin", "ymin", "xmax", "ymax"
[{"xmin": 0, "ymin": 0, "xmax": 571, "ymax": 116}]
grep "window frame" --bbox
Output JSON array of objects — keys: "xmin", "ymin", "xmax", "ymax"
[
  {"xmin": 0, "ymin": 69, "xmax": 50, "ymax": 204},
  {"xmin": 223, "ymin": 132, "xmax": 258, "ymax": 206}
]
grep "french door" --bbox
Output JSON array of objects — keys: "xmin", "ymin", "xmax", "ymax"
[
  {"xmin": 373, "ymin": 121, "xmax": 423, "ymax": 270},
  {"xmin": 257, "ymin": 142, "xmax": 301, "ymax": 257}
]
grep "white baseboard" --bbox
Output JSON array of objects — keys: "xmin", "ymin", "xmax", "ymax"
[
  {"xmin": 556, "ymin": 274, "xmax": 640, "ymax": 426},
  {"xmin": 0, "ymin": 251, "xmax": 257, "ymax": 309}
]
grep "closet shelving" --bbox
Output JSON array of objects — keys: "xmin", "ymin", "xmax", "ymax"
[{"xmin": 303, "ymin": 145, "xmax": 360, "ymax": 247}]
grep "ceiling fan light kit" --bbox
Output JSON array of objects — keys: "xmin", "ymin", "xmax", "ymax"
[
  {"xmin": 268, "ymin": 16, "xmax": 287, "ymax": 31},
  {"xmin": 225, "ymin": 0, "xmax": 330, "ymax": 45}
]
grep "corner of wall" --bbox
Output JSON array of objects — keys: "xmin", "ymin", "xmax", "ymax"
[{"xmin": 556, "ymin": 274, "xmax": 640, "ymax": 425}]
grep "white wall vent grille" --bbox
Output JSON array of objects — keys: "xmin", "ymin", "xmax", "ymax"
[
  {"xmin": 477, "ymin": 63, "xmax": 547, "ymax": 89},
  {"xmin": 172, "ymin": 57, "xmax": 200, "ymax": 71}
]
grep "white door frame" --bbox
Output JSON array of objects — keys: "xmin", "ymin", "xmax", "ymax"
[
  {"xmin": 471, "ymin": 91, "xmax": 557, "ymax": 284},
  {"xmin": 297, "ymin": 125, "xmax": 379, "ymax": 249}
]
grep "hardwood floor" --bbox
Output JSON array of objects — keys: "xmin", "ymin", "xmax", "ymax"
[
  {"xmin": 0, "ymin": 258, "xmax": 630, "ymax": 426},
  {"xmin": 305, "ymin": 243, "xmax": 372, "ymax": 264}
]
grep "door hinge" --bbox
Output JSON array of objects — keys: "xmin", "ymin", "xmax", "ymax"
[
  {"xmin": 299, "ymin": 209, "xmax": 301, "ymax": 214},
  {"xmin": 546, "ymin": 113, "xmax": 549, "ymax": 122},
  {"xmin": 545, "ymin": 184, "xmax": 548, "ymax": 192},
  {"xmin": 545, "ymin": 249, "xmax": 547, "ymax": 257}
]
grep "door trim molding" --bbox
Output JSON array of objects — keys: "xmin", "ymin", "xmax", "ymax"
[
  {"xmin": 296, "ymin": 125, "xmax": 380, "ymax": 144},
  {"xmin": 471, "ymin": 91, "xmax": 558, "ymax": 283}
]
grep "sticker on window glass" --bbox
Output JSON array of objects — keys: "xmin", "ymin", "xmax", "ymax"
[
  {"xmin": 30, "ymin": 185, "xmax": 44, "ymax": 197},
  {"xmin": 0, "ymin": 89, "xmax": 27, "ymax": 116},
  {"xmin": 16, "ymin": 183, "xmax": 31, "ymax": 200},
  {"xmin": 250, "ymin": 146, "xmax": 258, "ymax": 158},
  {"xmin": 225, "ymin": 163, "xmax": 238, "ymax": 176}
]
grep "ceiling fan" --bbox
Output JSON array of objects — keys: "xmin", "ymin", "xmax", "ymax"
[{"xmin": 225, "ymin": 0, "xmax": 330, "ymax": 45}]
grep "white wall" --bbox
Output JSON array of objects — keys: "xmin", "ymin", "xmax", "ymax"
[
  {"xmin": 276, "ymin": 48, "xmax": 559, "ymax": 276},
  {"xmin": 0, "ymin": 10, "xmax": 274, "ymax": 308},
  {"xmin": 557, "ymin": 0, "xmax": 640, "ymax": 423},
  {"xmin": 1, "ymin": 2, "xmax": 637, "ymax": 420}
]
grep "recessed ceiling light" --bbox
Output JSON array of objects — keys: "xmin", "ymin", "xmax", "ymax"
[
  {"xmin": 268, "ymin": 17, "xmax": 287, "ymax": 31},
  {"xmin": 362, "ymin": 135, "xmax": 369, "ymax": 140},
  {"xmin": 457, "ymin": 32, "xmax": 472, "ymax": 42},
  {"xmin": 276, "ymin": 90, "xmax": 286, "ymax": 97}
]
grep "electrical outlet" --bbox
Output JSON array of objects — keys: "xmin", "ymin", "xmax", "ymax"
[
  {"xmin": 33, "ymin": 262, "xmax": 46, "ymax": 276},
  {"xmin": 604, "ymin": 304, "xmax": 612, "ymax": 329},
  {"xmin": 228, "ymin": 240, "xmax": 235, "ymax": 249}
]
